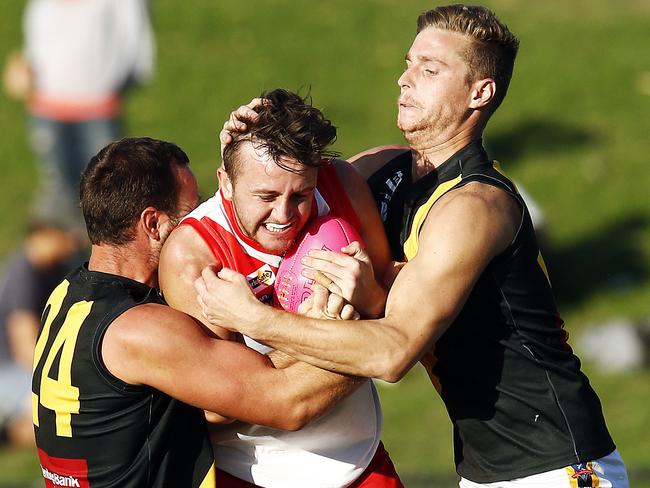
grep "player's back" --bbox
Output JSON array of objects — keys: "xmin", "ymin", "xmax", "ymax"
[{"xmin": 32, "ymin": 264, "xmax": 215, "ymax": 487}]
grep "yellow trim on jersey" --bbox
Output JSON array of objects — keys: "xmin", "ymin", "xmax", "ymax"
[
  {"xmin": 199, "ymin": 462, "xmax": 216, "ymax": 488},
  {"xmin": 495, "ymin": 161, "xmax": 552, "ymax": 286},
  {"xmin": 537, "ymin": 252, "xmax": 551, "ymax": 284},
  {"xmin": 403, "ymin": 176, "xmax": 462, "ymax": 261}
]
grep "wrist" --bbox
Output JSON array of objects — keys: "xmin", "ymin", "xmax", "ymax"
[
  {"xmin": 364, "ymin": 282, "xmax": 388, "ymax": 319},
  {"xmin": 242, "ymin": 299, "xmax": 275, "ymax": 338}
]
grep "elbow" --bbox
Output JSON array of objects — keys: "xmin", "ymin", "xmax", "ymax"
[
  {"xmin": 273, "ymin": 402, "xmax": 314, "ymax": 431},
  {"xmin": 370, "ymin": 347, "xmax": 412, "ymax": 384},
  {"xmin": 376, "ymin": 361, "xmax": 410, "ymax": 384}
]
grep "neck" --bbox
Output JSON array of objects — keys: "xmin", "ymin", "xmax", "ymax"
[
  {"xmin": 405, "ymin": 111, "xmax": 487, "ymax": 181},
  {"xmin": 88, "ymin": 243, "xmax": 159, "ymax": 288},
  {"xmin": 409, "ymin": 128, "xmax": 482, "ymax": 181}
]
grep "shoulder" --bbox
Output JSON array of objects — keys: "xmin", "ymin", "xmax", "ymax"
[
  {"xmin": 445, "ymin": 181, "xmax": 521, "ymax": 218},
  {"xmin": 330, "ymin": 158, "xmax": 364, "ymax": 187},
  {"xmin": 102, "ymin": 303, "xmax": 203, "ymax": 384},
  {"xmin": 422, "ymin": 182, "xmax": 521, "ymax": 255},
  {"xmin": 328, "ymin": 158, "xmax": 374, "ymax": 216},
  {"xmin": 106, "ymin": 303, "xmax": 184, "ymax": 347},
  {"xmin": 347, "ymin": 145, "xmax": 410, "ymax": 180},
  {"xmin": 161, "ymin": 224, "xmax": 213, "ymax": 267},
  {"xmin": 159, "ymin": 223, "xmax": 219, "ymax": 310}
]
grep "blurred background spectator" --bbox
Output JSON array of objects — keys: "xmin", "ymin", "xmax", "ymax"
[
  {"xmin": 3, "ymin": 0, "xmax": 155, "ymax": 232},
  {"xmin": 0, "ymin": 222, "xmax": 80, "ymax": 447}
]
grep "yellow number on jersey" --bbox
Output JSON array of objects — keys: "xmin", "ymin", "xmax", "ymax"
[{"xmin": 32, "ymin": 280, "xmax": 93, "ymax": 437}]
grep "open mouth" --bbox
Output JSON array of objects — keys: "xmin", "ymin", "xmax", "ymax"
[{"xmin": 264, "ymin": 222, "xmax": 292, "ymax": 233}]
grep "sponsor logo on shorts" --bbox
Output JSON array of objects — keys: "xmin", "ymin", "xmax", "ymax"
[{"xmin": 568, "ymin": 462, "xmax": 595, "ymax": 487}]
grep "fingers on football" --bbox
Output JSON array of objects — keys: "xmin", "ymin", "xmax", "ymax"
[
  {"xmin": 312, "ymin": 270, "xmax": 343, "ymax": 297},
  {"xmin": 340, "ymin": 303, "xmax": 358, "ymax": 320},
  {"xmin": 303, "ymin": 255, "xmax": 351, "ymax": 281},
  {"xmin": 340, "ymin": 241, "xmax": 366, "ymax": 258},
  {"xmin": 310, "ymin": 283, "xmax": 330, "ymax": 311},
  {"xmin": 325, "ymin": 293, "xmax": 346, "ymax": 319},
  {"xmin": 307, "ymin": 248, "xmax": 355, "ymax": 267},
  {"xmin": 296, "ymin": 294, "xmax": 314, "ymax": 315}
]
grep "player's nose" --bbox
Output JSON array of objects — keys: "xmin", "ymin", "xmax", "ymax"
[{"xmin": 272, "ymin": 199, "xmax": 295, "ymax": 223}]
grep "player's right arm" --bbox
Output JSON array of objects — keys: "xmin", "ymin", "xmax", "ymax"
[
  {"xmin": 159, "ymin": 224, "xmax": 233, "ymax": 340},
  {"xmin": 102, "ymin": 303, "xmax": 361, "ymax": 431}
]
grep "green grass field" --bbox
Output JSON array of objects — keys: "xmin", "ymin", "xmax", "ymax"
[{"xmin": 1, "ymin": 1, "xmax": 649, "ymax": 486}]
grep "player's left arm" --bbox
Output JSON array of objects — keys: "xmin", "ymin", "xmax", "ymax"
[{"xmin": 196, "ymin": 183, "xmax": 521, "ymax": 380}]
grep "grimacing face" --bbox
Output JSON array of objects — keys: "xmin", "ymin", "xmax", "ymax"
[
  {"xmin": 218, "ymin": 141, "xmax": 318, "ymax": 254},
  {"xmin": 397, "ymin": 27, "xmax": 475, "ymax": 148}
]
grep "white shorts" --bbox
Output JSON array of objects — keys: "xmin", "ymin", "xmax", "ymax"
[{"xmin": 459, "ymin": 450, "xmax": 628, "ymax": 488}]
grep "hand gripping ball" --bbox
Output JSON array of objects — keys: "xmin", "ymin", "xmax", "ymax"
[{"xmin": 274, "ymin": 215, "xmax": 363, "ymax": 312}]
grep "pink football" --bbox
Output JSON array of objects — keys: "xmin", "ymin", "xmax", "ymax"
[{"xmin": 274, "ymin": 215, "xmax": 363, "ymax": 312}]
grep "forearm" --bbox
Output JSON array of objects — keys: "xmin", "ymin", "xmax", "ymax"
[
  {"xmin": 278, "ymin": 361, "xmax": 365, "ymax": 428},
  {"xmin": 267, "ymin": 349, "xmax": 296, "ymax": 368},
  {"xmin": 246, "ymin": 305, "xmax": 413, "ymax": 381}
]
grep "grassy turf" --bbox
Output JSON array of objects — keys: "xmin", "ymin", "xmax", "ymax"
[{"xmin": 1, "ymin": 0, "xmax": 649, "ymax": 486}]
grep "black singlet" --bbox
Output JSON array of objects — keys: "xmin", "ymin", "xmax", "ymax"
[
  {"xmin": 32, "ymin": 264, "xmax": 215, "ymax": 487},
  {"xmin": 366, "ymin": 139, "xmax": 615, "ymax": 482}
]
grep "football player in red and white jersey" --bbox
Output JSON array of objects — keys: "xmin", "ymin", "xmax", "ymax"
[{"xmin": 159, "ymin": 89, "xmax": 403, "ymax": 488}]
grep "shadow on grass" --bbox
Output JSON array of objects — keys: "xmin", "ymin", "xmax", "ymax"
[
  {"xmin": 485, "ymin": 118, "xmax": 600, "ymax": 165},
  {"xmin": 543, "ymin": 213, "xmax": 649, "ymax": 309}
]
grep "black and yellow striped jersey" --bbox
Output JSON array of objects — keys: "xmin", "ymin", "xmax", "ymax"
[
  {"xmin": 366, "ymin": 139, "xmax": 615, "ymax": 482},
  {"xmin": 32, "ymin": 264, "xmax": 215, "ymax": 487}
]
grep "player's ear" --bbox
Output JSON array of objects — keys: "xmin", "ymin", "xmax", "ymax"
[
  {"xmin": 141, "ymin": 206, "xmax": 162, "ymax": 240},
  {"xmin": 469, "ymin": 78, "xmax": 496, "ymax": 109},
  {"xmin": 217, "ymin": 168, "xmax": 234, "ymax": 200}
]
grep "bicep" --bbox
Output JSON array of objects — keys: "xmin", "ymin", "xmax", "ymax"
[
  {"xmin": 384, "ymin": 192, "xmax": 515, "ymax": 351},
  {"xmin": 104, "ymin": 306, "xmax": 284, "ymax": 423}
]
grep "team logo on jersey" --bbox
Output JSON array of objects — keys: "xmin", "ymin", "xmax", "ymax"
[
  {"xmin": 247, "ymin": 264, "xmax": 276, "ymax": 293},
  {"xmin": 378, "ymin": 170, "xmax": 404, "ymax": 222},
  {"xmin": 566, "ymin": 462, "xmax": 597, "ymax": 487},
  {"xmin": 38, "ymin": 449, "xmax": 89, "ymax": 488}
]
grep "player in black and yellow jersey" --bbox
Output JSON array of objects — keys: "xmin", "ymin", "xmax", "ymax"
[
  {"xmin": 194, "ymin": 5, "xmax": 629, "ymax": 487},
  {"xmin": 32, "ymin": 137, "xmax": 362, "ymax": 487}
]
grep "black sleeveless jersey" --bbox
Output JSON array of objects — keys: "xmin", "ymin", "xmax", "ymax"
[
  {"xmin": 32, "ymin": 264, "xmax": 216, "ymax": 488},
  {"xmin": 366, "ymin": 140, "xmax": 615, "ymax": 482}
]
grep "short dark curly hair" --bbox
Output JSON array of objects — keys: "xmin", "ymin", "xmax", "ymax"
[{"xmin": 222, "ymin": 89, "xmax": 339, "ymax": 181}]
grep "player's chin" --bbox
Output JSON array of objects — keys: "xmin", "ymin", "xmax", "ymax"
[{"xmin": 258, "ymin": 232, "xmax": 297, "ymax": 254}]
